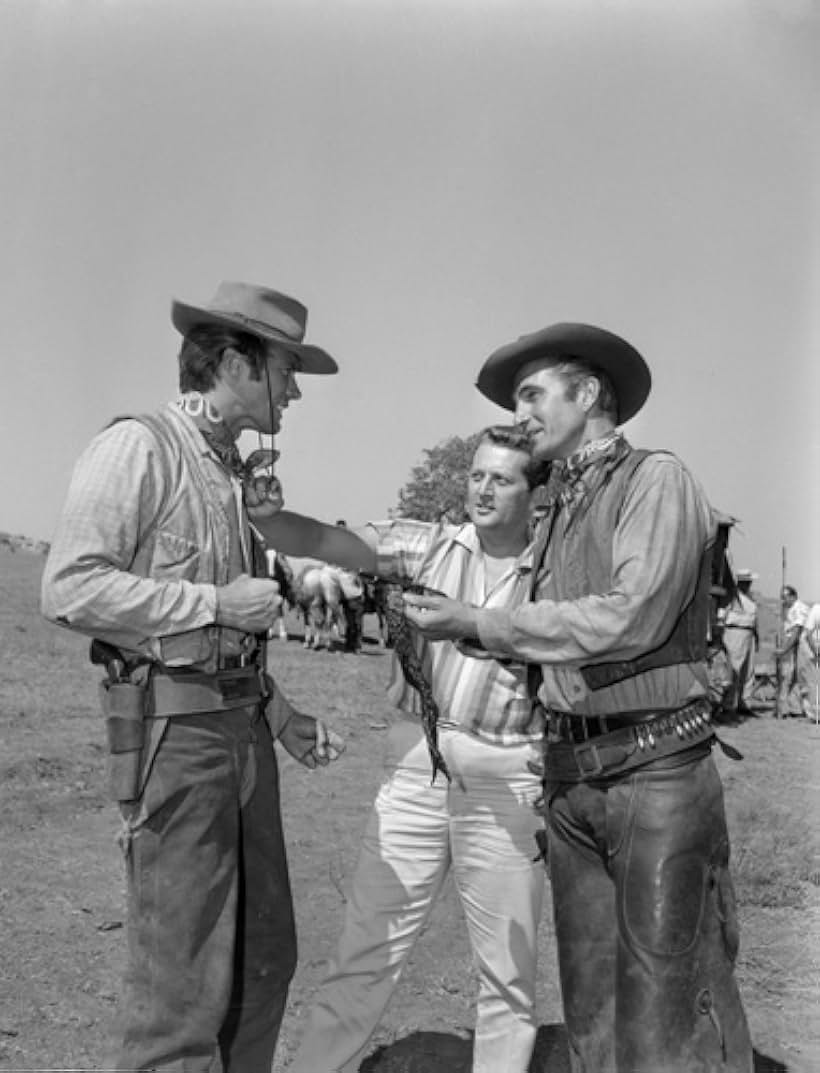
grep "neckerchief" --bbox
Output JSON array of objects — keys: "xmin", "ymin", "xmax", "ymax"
[
  {"xmin": 199, "ymin": 425, "xmax": 248, "ymax": 481},
  {"xmin": 541, "ymin": 431, "xmax": 625, "ymax": 515},
  {"xmin": 175, "ymin": 393, "xmax": 247, "ymax": 481}
]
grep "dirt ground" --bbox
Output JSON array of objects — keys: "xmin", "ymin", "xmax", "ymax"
[{"xmin": 1, "ymin": 546, "xmax": 818, "ymax": 1072}]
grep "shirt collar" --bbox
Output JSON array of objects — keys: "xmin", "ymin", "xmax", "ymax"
[{"xmin": 450, "ymin": 522, "xmax": 533, "ymax": 576}]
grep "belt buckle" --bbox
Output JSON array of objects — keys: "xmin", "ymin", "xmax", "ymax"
[{"xmin": 574, "ymin": 740, "xmax": 603, "ymax": 777}]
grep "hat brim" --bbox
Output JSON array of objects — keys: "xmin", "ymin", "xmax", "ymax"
[
  {"xmin": 171, "ymin": 301, "xmax": 338, "ymax": 375},
  {"xmin": 476, "ymin": 322, "xmax": 651, "ymax": 424}
]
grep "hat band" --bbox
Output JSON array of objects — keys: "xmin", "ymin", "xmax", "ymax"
[{"xmin": 222, "ymin": 309, "xmax": 302, "ymax": 343}]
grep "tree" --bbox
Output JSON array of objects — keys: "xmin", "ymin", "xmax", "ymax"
[{"xmin": 395, "ymin": 433, "xmax": 483, "ymax": 523}]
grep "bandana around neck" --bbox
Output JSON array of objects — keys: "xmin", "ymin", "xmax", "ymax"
[
  {"xmin": 563, "ymin": 430, "xmax": 623, "ymax": 479},
  {"xmin": 544, "ymin": 431, "xmax": 626, "ymax": 512}
]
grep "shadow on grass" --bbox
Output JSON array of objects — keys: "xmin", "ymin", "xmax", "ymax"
[
  {"xmin": 754, "ymin": 1050, "xmax": 789, "ymax": 1072},
  {"xmin": 359, "ymin": 1026, "xmax": 787, "ymax": 1073},
  {"xmin": 712, "ymin": 705, "xmax": 768, "ymax": 727},
  {"xmin": 359, "ymin": 1024, "xmax": 570, "ymax": 1072}
]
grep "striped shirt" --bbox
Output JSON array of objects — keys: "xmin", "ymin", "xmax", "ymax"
[{"xmin": 369, "ymin": 519, "xmax": 543, "ymax": 744}]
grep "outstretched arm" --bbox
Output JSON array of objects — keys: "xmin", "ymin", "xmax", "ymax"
[{"xmin": 406, "ymin": 456, "xmax": 713, "ymax": 666}]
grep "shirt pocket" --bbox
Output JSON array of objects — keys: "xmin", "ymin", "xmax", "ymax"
[{"xmin": 151, "ymin": 529, "xmax": 201, "ymax": 578}]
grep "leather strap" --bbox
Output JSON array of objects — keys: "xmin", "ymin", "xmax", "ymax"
[
  {"xmin": 545, "ymin": 701, "xmax": 715, "ymax": 782},
  {"xmin": 149, "ymin": 667, "xmax": 263, "ymax": 717}
]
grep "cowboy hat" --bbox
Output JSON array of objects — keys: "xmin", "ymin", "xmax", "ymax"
[
  {"xmin": 735, "ymin": 569, "xmax": 758, "ymax": 583},
  {"xmin": 476, "ymin": 322, "xmax": 651, "ymax": 424},
  {"xmin": 171, "ymin": 281, "xmax": 338, "ymax": 375}
]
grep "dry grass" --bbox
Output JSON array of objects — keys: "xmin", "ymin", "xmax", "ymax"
[{"xmin": 1, "ymin": 546, "xmax": 818, "ymax": 1072}]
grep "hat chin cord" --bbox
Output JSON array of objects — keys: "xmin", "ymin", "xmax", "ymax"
[{"xmin": 260, "ymin": 360, "xmax": 277, "ymax": 480}]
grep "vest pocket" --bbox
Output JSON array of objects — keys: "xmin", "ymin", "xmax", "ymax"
[{"xmin": 152, "ymin": 529, "xmax": 200, "ymax": 574}]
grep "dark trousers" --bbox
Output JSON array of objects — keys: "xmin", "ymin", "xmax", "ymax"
[
  {"xmin": 116, "ymin": 707, "xmax": 297, "ymax": 1072},
  {"xmin": 342, "ymin": 596, "xmax": 365, "ymax": 651},
  {"xmin": 547, "ymin": 750, "xmax": 752, "ymax": 1073}
]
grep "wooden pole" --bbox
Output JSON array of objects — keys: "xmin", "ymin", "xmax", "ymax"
[
  {"xmin": 774, "ymin": 547, "xmax": 786, "ymax": 718},
  {"xmin": 781, "ymin": 546, "xmax": 787, "ymax": 596}
]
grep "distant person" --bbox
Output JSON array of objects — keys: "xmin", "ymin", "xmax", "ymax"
[
  {"xmin": 403, "ymin": 323, "xmax": 753, "ymax": 1071},
  {"xmin": 803, "ymin": 602, "xmax": 820, "ymax": 720},
  {"xmin": 777, "ymin": 585, "xmax": 810, "ymax": 717},
  {"xmin": 41, "ymin": 282, "xmax": 345, "ymax": 1073},
  {"xmin": 719, "ymin": 568, "xmax": 759, "ymax": 714},
  {"xmin": 805, "ymin": 602, "xmax": 820, "ymax": 658},
  {"xmin": 706, "ymin": 583, "xmax": 735, "ymax": 718},
  {"xmin": 272, "ymin": 426, "xmax": 552, "ymax": 1073}
]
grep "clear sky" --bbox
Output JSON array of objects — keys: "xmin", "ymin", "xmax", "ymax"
[{"xmin": 1, "ymin": 0, "xmax": 817, "ymax": 600}]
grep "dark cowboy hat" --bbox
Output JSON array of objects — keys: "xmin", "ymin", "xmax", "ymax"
[
  {"xmin": 476, "ymin": 322, "xmax": 651, "ymax": 424},
  {"xmin": 171, "ymin": 281, "xmax": 338, "ymax": 375}
]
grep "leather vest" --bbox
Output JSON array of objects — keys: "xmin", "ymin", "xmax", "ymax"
[
  {"xmin": 118, "ymin": 406, "xmax": 253, "ymax": 669},
  {"xmin": 533, "ymin": 447, "xmax": 713, "ymax": 691}
]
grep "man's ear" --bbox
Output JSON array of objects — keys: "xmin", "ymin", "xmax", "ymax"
[
  {"xmin": 218, "ymin": 346, "xmax": 245, "ymax": 384},
  {"xmin": 579, "ymin": 375, "xmax": 601, "ymax": 414}
]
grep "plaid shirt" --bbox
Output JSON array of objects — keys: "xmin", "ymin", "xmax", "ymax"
[
  {"xmin": 369, "ymin": 519, "xmax": 543, "ymax": 744},
  {"xmin": 41, "ymin": 405, "xmax": 252, "ymax": 667}
]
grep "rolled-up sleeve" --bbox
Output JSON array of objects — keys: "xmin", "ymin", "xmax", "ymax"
[
  {"xmin": 41, "ymin": 421, "xmax": 217, "ymax": 650},
  {"xmin": 476, "ymin": 456, "xmax": 714, "ymax": 665},
  {"xmin": 365, "ymin": 519, "xmax": 440, "ymax": 581}
]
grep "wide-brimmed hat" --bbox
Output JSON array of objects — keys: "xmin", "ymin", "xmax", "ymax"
[
  {"xmin": 171, "ymin": 281, "xmax": 338, "ymax": 375},
  {"xmin": 476, "ymin": 322, "xmax": 651, "ymax": 424},
  {"xmin": 735, "ymin": 568, "xmax": 758, "ymax": 583}
]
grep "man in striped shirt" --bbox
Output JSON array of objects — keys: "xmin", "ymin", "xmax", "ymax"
[{"xmin": 272, "ymin": 425, "xmax": 551, "ymax": 1073}]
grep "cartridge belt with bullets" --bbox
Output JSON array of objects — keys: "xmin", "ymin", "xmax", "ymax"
[{"xmin": 545, "ymin": 699, "xmax": 714, "ymax": 782}]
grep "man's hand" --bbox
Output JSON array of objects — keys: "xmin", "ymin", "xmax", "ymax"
[
  {"xmin": 244, "ymin": 449, "xmax": 284, "ymax": 520},
  {"xmin": 402, "ymin": 592, "xmax": 479, "ymax": 642},
  {"xmin": 216, "ymin": 574, "xmax": 281, "ymax": 633},
  {"xmin": 278, "ymin": 712, "xmax": 345, "ymax": 768},
  {"xmin": 245, "ymin": 474, "xmax": 284, "ymax": 518}
]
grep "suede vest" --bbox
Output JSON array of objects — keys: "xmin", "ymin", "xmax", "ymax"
[
  {"xmin": 115, "ymin": 405, "xmax": 252, "ymax": 668},
  {"xmin": 533, "ymin": 447, "xmax": 713, "ymax": 691}
]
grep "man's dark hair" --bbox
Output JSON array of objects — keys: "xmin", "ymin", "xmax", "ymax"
[
  {"xmin": 552, "ymin": 359, "xmax": 619, "ymax": 421},
  {"xmin": 476, "ymin": 424, "xmax": 552, "ymax": 490},
  {"xmin": 782, "ymin": 585, "xmax": 798, "ymax": 600},
  {"xmin": 178, "ymin": 326, "xmax": 267, "ymax": 393}
]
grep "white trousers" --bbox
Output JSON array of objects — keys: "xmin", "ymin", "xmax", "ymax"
[{"xmin": 288, "ymin": 721, "xmax": 545, "ymax": 1073}]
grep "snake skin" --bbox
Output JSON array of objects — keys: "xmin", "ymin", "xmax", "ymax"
[{"xmin": 377, "ymin": 578, "xmax": 451, "ymax": 783}]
